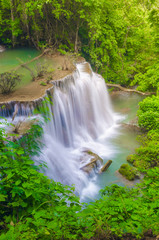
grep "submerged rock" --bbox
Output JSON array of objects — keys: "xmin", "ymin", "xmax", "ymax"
[
  {"xmin": 119, "ymin": 163, "xmax": 140, "ymax": 181},
  {"xmin": 121, "ymin": 123, "xmax": 141, "ymax": 133},
  {"xmin": 120, "ymin": 107, "xmax": 130, "ymax": 114},
  {"xmin": 80, "ymin": 150, "xmax": 103, "ymax": 174}
]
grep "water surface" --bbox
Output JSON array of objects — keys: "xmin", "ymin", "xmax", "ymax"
[{"xmin": 0, "ymin": 48, "xmax": 53, "ymax": 88}]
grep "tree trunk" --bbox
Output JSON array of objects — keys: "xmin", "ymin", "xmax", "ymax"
[
  {"xmin": 22, "ymin": 0, "xmax": 31, "ymax": 45},
  {"xmin": 106, "ymin": 83, "xmax": 155, "ymax": 96},
  {"xmin": 74, "ymin": 21, "xmax": 79, "ymax": 53},
  {"xmin": 10, "ymin": 0, "xmax": 16, "ymax": 47}
]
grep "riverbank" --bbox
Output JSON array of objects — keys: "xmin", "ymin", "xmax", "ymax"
[{"xmin": 0, "ymin": 50, "xmax": 84, "ymax": 103}]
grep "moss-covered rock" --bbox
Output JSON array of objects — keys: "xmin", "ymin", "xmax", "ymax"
[
  {"xmin": 126, "ymin": 154, "xmax": 135, "ymax": 164},
  {"xmin": 119, "ymin": 163, "xmax": 140, "ymax": 181}
]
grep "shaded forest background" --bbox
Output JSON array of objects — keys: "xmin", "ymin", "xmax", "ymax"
[{"xmin": 0, "ymin": 0, "xmax": 159, "ymax": 92}]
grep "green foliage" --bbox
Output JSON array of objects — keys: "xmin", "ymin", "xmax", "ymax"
[
  {"xmin": 131, "ymin": 62, "xmax": 159, "ymax": 93},
  {"xmin": 0, "ymin": 0, "xmax": 158, "ymax": 88},
  {"xmin": 128, "ymin": 130, "xmax": 159, "ymax": 171},
  {"xmin": 0, "ymin": 112, "xmax": 159, "ymax": 239},
  {"xmin": 0, "ymin": 72, "xmax": 21, "ymax": 94},
  {"xmin": 126, "ymin": 154, "xmax": 134, "ymax": 164},
  {"xmin": 40, "ymin": 81, "xmax": 47, "ymax": 86},
  {"xmin": 82, "ymin": 180, "xmax": 159, "ymax": 238},
  {"xmin": 0, "ymin": 122, "xmax": 83, "ymax": 240},
  {"xmin": 46, "ymin": 75, "xmax": 53, "ymax": 83},
  {"xmin": 128, "ymin": 96, "xmax": 159, "ymax": 171},
  {"xmin": 35, "ymin": 61, "xmax": 48, "ymax": 78},
  {"xmin": 137, "ymin": 96, "xmax": 159, "ymax": 131}
]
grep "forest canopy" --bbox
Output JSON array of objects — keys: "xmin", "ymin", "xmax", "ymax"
[{"xmin": 0, "ymin": 0, "xmax": 159, "ymax": 91}]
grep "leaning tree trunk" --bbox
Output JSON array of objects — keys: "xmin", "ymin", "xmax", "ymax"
[
  {"xmin": 10, "ymin": 0, "xmax": 16, "ymax": 47},
  {"xmin": 21, "ymin": 0, "xmax": 31, "ymax": 46},
  {"xmin": 74, "ymin": 21, "xmax": 79, "ymax": 53}
]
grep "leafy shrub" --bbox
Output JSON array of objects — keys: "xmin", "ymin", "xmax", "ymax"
[
  {"xmin": 129, "ymin": 96, "xmax": 159, "ymax": 171},
  {"xmin": 46, "ymin": 75, "xmax": 53, "ymax": 83},
  {"xmin": 0, "ymin": 122, "xmax": 83, "ymax": 240},
  {"xmin": 35, "ymin": 61, "xmax": 48, "ymax": 78},
  {"xmin": 0, "ymin": 72, "xmax": 21, "ymax": 94},
  {"xmin": 40, "ymin": 81, "xmax": 47, "ymax": 86},
  {"xmin": 126, "ymin": 154, "xmax": 134, "ymax": 164},
  {"xmin": 131, "ymin": 62, "xmax": 159, "ymax": 93},
  {"xmin": 82, "ymin": 180, "xmax": 159, "ymax": 239},
  {"xmin": 130, "ymin": 130, "xmax": 159, "ymax": 171},
  {"xmin": 0, "ymin": 113, "xmax": 159, "ymax": 239},
  {"xmin": 137, "ymin": 96, "xmax": 159, "ymax": 131}
]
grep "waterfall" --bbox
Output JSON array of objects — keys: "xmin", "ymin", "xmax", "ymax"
[
  {"xmin": 39, "ymin": 62, "xmax": 116, "ymax": 200},
  {"xmin": 0, "ymin": 62, "xmax": 118, "ymax": 200}
]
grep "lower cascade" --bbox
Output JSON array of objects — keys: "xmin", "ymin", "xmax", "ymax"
[
  {"xmin": 39, "ymin": 62, "xmax": 117, "ymax": 200},
  {"xmin": 0, "ymin": 62, "xmax": 118, "ymax": 201}
]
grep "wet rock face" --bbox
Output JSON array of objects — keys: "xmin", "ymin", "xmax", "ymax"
[{"xmin": 80, "ymin": 150, "xmax": 103, "ymax": 174}]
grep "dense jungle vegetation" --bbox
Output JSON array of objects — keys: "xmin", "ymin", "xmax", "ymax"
[
  {"xmin": 0, "ymin": 0, "xmax": 159, "ymax": 239},
  {"xmin": 0, "ymin": 0, "xmax": 159, "ymax": 92}
]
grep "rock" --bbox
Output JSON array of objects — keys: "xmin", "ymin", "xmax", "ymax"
[
  {"xmin": 99, "ymin": 160, "xmax": 112, "ymax": 173},
  {"xmin": 80, "ymin": 150, "xmax": 103, "ymax": 174},
  {"xmin": 7, "ymin": 119, "xmax": 38, "ymax": 141},
  {"xmin": 126, "ymin": 154, "xmax": 134, "ymax": 164},
  {"xmin": 119, "ymin": 163, "xmax": 140, "ymax": 181},
  {"xmin": 0, "ymin": 45, "xmax": 5, "ymax": 52},
  {"xmin": 121, "ymin": 123, "xmax": 141, "ymax": 133}
]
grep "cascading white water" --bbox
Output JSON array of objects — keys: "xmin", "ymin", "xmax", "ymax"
[{"xmin": 40, "ymin": 62, "xmax": 117, "ymax": 200}]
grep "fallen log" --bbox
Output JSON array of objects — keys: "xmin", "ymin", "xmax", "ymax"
[
  {"xmin": 106, "ymin": 83, "xmax": 155, "ymax": 96},
  {"xmin": 99, "ymin": 160, "xmax": 112, "ymax": 173}
]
